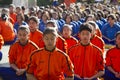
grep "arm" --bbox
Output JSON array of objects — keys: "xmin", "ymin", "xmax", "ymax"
[{"xmin": 26, "ymin": 73, "xmax": 37, "ymax": 80}]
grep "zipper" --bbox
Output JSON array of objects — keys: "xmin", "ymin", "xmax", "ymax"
[
  {"xmin": 81, "ymin": 46, "xmax": 86, "ymax": 78},
  {"xmin": 48, "ymin": 52, "xmax": 51, "ymax": 80},
  {"xmin": 20, "ymin": 47, "xmax": 24, "ymax": 69}
]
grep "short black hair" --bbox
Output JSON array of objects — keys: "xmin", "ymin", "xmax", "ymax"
[
  {"xmin": 43, "ymin": 27, "xmax": 57, "ymax": 37},
  {"xmin": 79, "ymin": 23, "xmax": 92, "ymax": 33},
  {"xmin": 115, "ymin": 31, "xmax": 120, "ymax": 38}
]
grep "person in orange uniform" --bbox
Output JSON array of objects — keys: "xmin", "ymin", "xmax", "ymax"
[
  {"xmin": 62, "ymin": 24, "xmax": 78, "ymax": 51},
  {"xmin": 0, "ymin": 35, "xmax": 4, "ymax": 61},
  {"xmin": 28, "ymin": 16, "xmax": 43, "ymax": 48},
  {"xmin": 68, "ymin": 23, "xmax": 104, "ymax": 80},
  {"xmin": 26, "ymin": 27, "xmax": 74, "ymax": 80},
  {"xmin": 9, "ymin": 4, "xmax": 17, "ymax": 24},
  {"xmin": 88, "ymin": 21, "xmax": 105, "ymax": 53},
  {"xmin": 105, "ymin": 31, "xmax": 120, "ymax": 80},
  {"xmin": 0, "ymin": 26, "xmax": 39, "ymax": 80},
  {"xmin": 42, "ymin": 20, "xmax": 68, "ymax": 53},
  {"xmin": 0, "ymin": 13, "xmax": 15, "ymax": 45}
]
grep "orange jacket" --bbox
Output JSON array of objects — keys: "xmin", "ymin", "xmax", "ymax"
[
  {"xmin": 96, "ymin": 28, "xmax": 102, "ymax": 38},
  {"xmin": 9, "ymin": 12, "xmax": 17, "ymax": 24},
  {"xmin": 91, "ymin": 35, "xmax": 105, "ymax": 53},
  {"xmin": 106, "ymin": 46, "xmax": 120, "ymax": 72},
  {"xmin": 56, "ymin": 36, "xmax": 68, "ymax": 53},
  {"xmin": 27, "ymin": 48, "xmax": 74, "ymax": 80},
  {"xmin": 0, "ymin": 35, "xmax": 4, "ymax": 49},
  {"xmin": 0, "ymin": 20, "xmax": 15, "ymax": 42},
  {"xmin": 68, "ymin": 43, "xmax": 104, "ymax": 78},
  {"xmin": 63, "ymin": 36, "xmax": 78, "ymax": 51},
  {"xmin": 9, "ymin": 40, "xmax": 39, "ymax": 69},
  {"xmin": 29, "ymin": 29, "xmax": 43, "ymax": 48}
]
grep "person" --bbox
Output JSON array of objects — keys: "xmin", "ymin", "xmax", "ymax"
[
  {"xmin": 9, "ymin": 4, "xmax": 17, "ymax": 24},
  {"xmin": 101, "ymin": 14, "xmax": 120, "ymax": 45},
  {"xmin": 26, "ymin": 27, "xmax": 74, "ymax": 80},
  {"xmin": 62, "ymin": 24, "xmax": 78, "ymax": 51},
  {"xmin": 68, "ymin": 23, "xmax": 104, "ymax": 80},
  {"xmin": 105, "ymin": 31, "xmax": 120, "ymax": 80},
  {"xmin": 46, "ymin": 20, "xmax": 68, "ymax": 53},
  {"xmin": 0, "ymin": 26, "xmax": 39, "ymax": 80},
  {"xmin": 28, "ymin": 16, "xmax": 43, "ymax": 48},
  {"xmin": 0, "ymin": 13, "xmax": 15, "ymax": 45},
  {"xmin": 88, "ymin": 21, "xmax": 105, "ymax": 53}
]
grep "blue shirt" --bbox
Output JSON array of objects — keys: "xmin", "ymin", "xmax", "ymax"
[
  {"xmin": 14, "ymin": 21, "xmax": 27, "ymax": 32},
  {"xmin": 101, "ymin": 22, "xmax": 120, "ymax": 40},
  {"xmin": 39, "ymin": 20, "xmax": 46, "ymax": 32}
]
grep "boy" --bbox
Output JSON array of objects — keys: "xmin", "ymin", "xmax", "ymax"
[
  {"xmin": 26, "ymin": 27, "xmax": 74, "ymax": 80},
  {"xmin": 68, "ymin": 23, "xmax": 104, "ymax": 80},
  {"xmin": 0, "ymin": 25, "xmax": 39, "ymax": 80},
  {"xmin": 62, "ymin": 24, "xmax": 78, "ymax": 51},
  {"xmin": 28, "ymin": 16, "xmax": 43, "ymax": 48},
  {"xmin": 105, "ymin": 31, "xmax": 120, "ymax": 80}
]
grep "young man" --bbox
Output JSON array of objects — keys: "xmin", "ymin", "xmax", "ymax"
[
  {"xmin": 62, "ymin": 24, "xmax": 78, "ymax": 51},
  {"xmin": 68, "ymin": 23, "xmax": 104, "ymax": 80},
  {"xmin": 105, "ymin": 31, "xmax": 120, "ymax": 80},
  {"xmin": 26, "ymin": 27, "xmax": 74, "ymax": 80},
  {"xmin": 101, "ymin": 14, "xmax": 120, "ymax": 45},
  {"xmin": 28, "ymin": 16, "xmax": 43, "ymax": 48},
  {"xmin": 0, "ymin": 25, "xmax": 39, "ymax": 80}
]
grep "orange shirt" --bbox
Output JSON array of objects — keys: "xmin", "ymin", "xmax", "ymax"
[
  {"xmin": 0, "ymin": 35, "xmax": 4, "ymax": 49},
  {"xmin": 106, "ymin": 46, "xmax": 120, "ymax": 72},
  {"xmin": 9, "ymin": 12, "xmax": 17, "ymax": 24},
  {"xmin": 0, "ymin": 20, "xmax": 15, "ymax": 42},
  {"xmin": 91, "ymin": 35, "xmax": 105, "ymax": 53},
  {"xmin": 63, "ymin": 36, "xmax": 78, "ymax": 51},
  {"xmin": 29, "ymin": 29, "xmax": 43, "ymax": 48},
  {"xmin": 27, "ymin": 48, "xmax": 74, "ymax": 80},
  {"xmin": 68, "ymin": 43, "xmax": 104, "ymax": 78},
  {"xmin": 9, "ymin": 40, "xmax": 39, "ymax": 69},
  {"xmin": 96, "ymin": 29, "xmax": 102, "ymax": 38}
]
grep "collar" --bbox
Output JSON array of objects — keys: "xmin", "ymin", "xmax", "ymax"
[
  {"xmin": 45, "ymin": 46, "xmax": 56, "ymax": 52},
  {"xmin": 19, "ymin": 40, "xmax": 28, "ymax": 46},
  {"xmin": 80, "ymin": 42, "xmax": 90, "ymax": 46}
]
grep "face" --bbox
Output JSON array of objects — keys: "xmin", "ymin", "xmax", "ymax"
[
  {"xmin": 43, "ymin": 33, "xmax": 57, "ymax": 50},
  {"xmin": 17, "ymin": 30, "xmax": 29, "ymax": 45},
  {"xmin": 116, "ymin": 34, "xmax": 120, "ymax": 48},
  {"xmin": 42, "ymin": 13, "xmax": 48, "ymax": 21},
  {"xmin": 108, "ymin": 17, "xmax": 115, "ymax": 25},
  {"xmin": 66, "ymin": 16, "xmax": 71, "ymax": 24},
  {"xmin": 17, "ymin": 15, "xmax": 22, "ymax": 22},
  {"xmin": 79, "ymin": 30, "xmax": 91, "ymax": 45},
  {"xmin": 86, "ymin": 17, "xmax": 93, "ymax": 22},
  {"xmin": 28, "ymin": 20, "xmax": 38, "ymax": 32},
  {"xmin": 9, "ymin": 7, "xmax": 14, "ymax": 13},
  {"xmin": 62, "ymin": 27, "xmax": 72, "ymax": 38}
]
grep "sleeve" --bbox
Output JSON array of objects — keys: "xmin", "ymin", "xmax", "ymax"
[
  {"xmin": 8, "ymin": 45, "xmax": 17, "ymax": 64},
  {"xmin": 62, "ymin": 54, "xmax": 74, "ymax": 77},
  {"xmin": 105, "ymin": 50, "xmax": 112, "ymax": 67},
  {"xmin": 26, "ymin": 52, "xmax": 37, "ymax": 74},
  {"xmin": 96, "ymin": 50, "xmax": 104, "ymax": 71}
]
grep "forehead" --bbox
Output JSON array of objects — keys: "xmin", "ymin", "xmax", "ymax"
[
  {"xmin": 44, "ymin": 33, "xmax": 56, "ymax": 37},
  {"xmin": 116, "ymin": 34, "xmax": 120, "ymax": 38},
  {"xmin": 80, "ymin": 30, "xmax": 91, "ymax": 34},
  {"xmin": 18, "ymin": 29, "xmax": 29, "ymax": 34}
]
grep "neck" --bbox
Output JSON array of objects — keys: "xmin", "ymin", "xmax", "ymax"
[
  {"xmin": 45, "ymin": 46, "xmax": 56, "ymax": 52},
  {"xmin": 80, "ymin": 41, "xmax": 90, "ymax": 46}
]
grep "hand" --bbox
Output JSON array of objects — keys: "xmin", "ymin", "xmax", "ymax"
[{"xmin": 16, "ymin": 69, "xmax": 25, "ymax": 76}]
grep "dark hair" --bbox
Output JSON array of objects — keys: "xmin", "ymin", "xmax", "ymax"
[
  {"xmin": 107, "ymin": 14, "xmax": 116, "ymax": 21},
  {"xmin": 79, "ymin": 23, "xmax": 92, "ymax": 33},
  {"xmin": 43, "ymin": 27, "xmax": 57, "ymax": 36},
  {"xmin": 28, "ymin": 16, "xmax": 39, "ymax": 24},
  {"xmin": 1, "ymin": 14, "xmax": 8, "ymax": 21},
  {"xmin": 21, "ymin": 6, "xmax": 25, "ymax": 10},
  {"xmin": 64, "ymin": 13, "xmax": 73, "ymax": 22},
  {"xmin": 85, "ymin": 14, "xmax": 95, "ymax": 22},
  {"xmin": 115, "ymin": 31, "xmax": 120, "ymax": 38}
]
